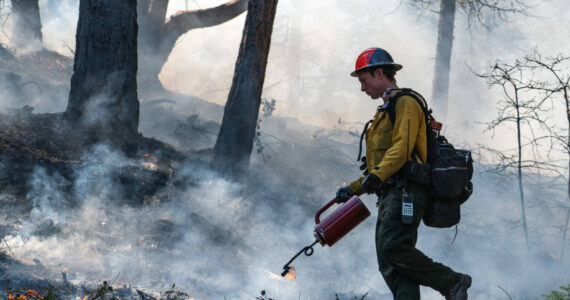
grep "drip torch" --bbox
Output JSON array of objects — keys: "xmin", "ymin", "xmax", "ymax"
[{"xmin": 281, "ymin": 195, "xmax": 371, "ymax": 277}]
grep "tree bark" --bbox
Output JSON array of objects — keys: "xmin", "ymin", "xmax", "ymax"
[
  {"xmin": 65, "ymin": 0, "xmax": 139, "ymax": 144},
  {"xmin": 10, "ymin": 0, "xmax": 43, "ymax": 51},
  {"xmin": 137, "ymin": 0, "xmax": 248, "ymax": 95},
  {"xmin": 431, "ymin": 0, "xmax": 456, "ymax": 121},
  {"xmin": 213, "ymin": 0, "xmax": 278, "ymax": 172}
]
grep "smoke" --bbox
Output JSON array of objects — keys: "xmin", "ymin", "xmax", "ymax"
[
  {"xmin": 2, "ymin": 110, "xmax": 568, "ymax": 299},
  {"xmin": 1, "ymin": 0, "xmax": 570, "ymax": 299},
  {"xmin": 39, "ymin": 0, "xmax": 78, "ymax": 56}
]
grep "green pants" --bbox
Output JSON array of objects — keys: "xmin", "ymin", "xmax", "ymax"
[{"xmin": 375, "ymin": 182, "xmax": 460, "ymax": 299}]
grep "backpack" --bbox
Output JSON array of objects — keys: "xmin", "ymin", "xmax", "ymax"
[{"xmin": 386, "ymin": 88, "xmax": 473, "ymax": 228}]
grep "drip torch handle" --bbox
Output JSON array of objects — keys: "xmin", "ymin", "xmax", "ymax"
[
  {"xmin": 281, "ymin": 240, "xmax": 319, "ymax": 277},
  {"xmin": 315, "ymin": 198, "xmax": 338, "ymax": 224}
]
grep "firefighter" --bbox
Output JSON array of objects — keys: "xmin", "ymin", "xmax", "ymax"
[{"xmin": 336, "ymin": 47, "xmax": 471, "ymax": 300}]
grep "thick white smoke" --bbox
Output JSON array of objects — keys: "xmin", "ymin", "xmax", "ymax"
[{"xmin": 1, "ymin": 0, "xmax": 570, "ymax": 299}]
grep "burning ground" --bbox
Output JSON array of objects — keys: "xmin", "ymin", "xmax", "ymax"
[
  {"xmin": 0, "ymin": 96, "xmax": 569, "ymax": 299},
  {"xmin": 1, "ymin": 28, "xmax": 569, "ymax": 300}
]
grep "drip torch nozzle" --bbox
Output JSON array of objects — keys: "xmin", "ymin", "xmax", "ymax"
[{"xmin": 281, "ymin": 240, "xmax": 318, "ymax": 277}]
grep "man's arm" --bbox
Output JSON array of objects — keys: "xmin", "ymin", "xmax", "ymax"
[
  {"xmin": 348, "ymin": 176, "xmax": 365, "ymax": 196},
  {"xmin": 372, "ymin": 96, "xmax": 424, "ymax": 181}
]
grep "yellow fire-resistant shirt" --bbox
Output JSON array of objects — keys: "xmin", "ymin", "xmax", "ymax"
[{"xmin": 348, "ymin": 93, "xmax": 427, "ymax": 195}]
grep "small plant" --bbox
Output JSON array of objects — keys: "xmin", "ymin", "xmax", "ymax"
[
  {"xmin": 335, "ymin": 292, "xmax": 368, "ymax": 300},
  {"xmin": 160, "ymin": 284, "xmax": 190, "ymax": 300},
  {"xmin": 543, "ymin": 284, "xmax": 570, "ymax": 300},
  {"xmin": 256, "ymin": 290, "xmax": 274, "ymax": 300},
  {"xmin": 89, "ymin": 281, "xmax": 116, "ymax": 300},
  {"xmin": 45, "ymin": 288, "xmax": 57, "ymax": 300},
  {"xmin": 254, "ymin": 98, "xmax": 277, "ymax": 157}
]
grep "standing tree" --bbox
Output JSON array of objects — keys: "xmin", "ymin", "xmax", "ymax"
[
  {"xmin": 214, "ymin": 0, "xmax": 278, "ymax": 172},
  {"xmin": 477, "ymin": 58, "xmax": 555, "ymax": 249},
  {"xmin": 137, "ymin": 0, "xmax": 248, "ymax": 95},
  {"xmin": 10, "ymin": 0, "xmax": 43, "ymax": 51},
  {"xmin": 524, "ymin": 51, "xmax": 570, "ymax": 261},
  {"xmin": 408, "ymin": 0, "xmax": 527, "ymax": 120},
  {"xmin": 64, "ymin": 0, "xmax": 139, "ymax": 145}
]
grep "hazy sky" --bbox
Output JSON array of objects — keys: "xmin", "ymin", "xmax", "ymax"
[
  {"xmin": 5, "ymin": 0, "xmax": 570, "ymax": 155},
  {"xmin": 161, "ymin": 0, "xmax": 570, "ymax": 150}
]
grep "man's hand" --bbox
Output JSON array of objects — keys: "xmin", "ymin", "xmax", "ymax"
[
  {"xmin": 336, "ymin": 186, "xmax": 354, "ymax": 203},
  {"xmin": 361, "ymin": 173, "xmax": 382, "ymax": 194}
]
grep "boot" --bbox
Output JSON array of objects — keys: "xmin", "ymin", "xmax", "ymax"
[{"xmin": 445, "ymin": 273, "xmax": 472, "ymax": 300}]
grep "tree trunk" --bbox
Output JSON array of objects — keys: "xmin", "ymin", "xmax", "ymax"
[
  {"xmin": 213, "ymin": 0, "xmax": 278, "ymax": 172},
  {"xmin": 562, "ymin": 83, "xmax": 570, "ymax": 261},
  {"xmin": 562, "ymin": 208, "xmax": 570, "ymax": 261},
  {"xmin": 65, "ymin": 0, "xmax": 139, "ymax": 144},
  {"xmin": 137, "ymin": 0, "xmax": 248, "ymax": 95},
  {"xmin": 10, "ymin": 0, "xmax": 43, "ymax": 51},
  {"xmin": 431, "ymin": 0, "xmax": 456, "ymax": 121},
  {"xmin": 515, "ymin": 89, "xmax": 529, "ymax": 249}
]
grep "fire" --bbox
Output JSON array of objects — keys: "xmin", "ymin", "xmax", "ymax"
[
  {"xmin": 8, "ymin": 290, "xmax": 41, "ymax": 300},
  {"xmin": 142, "ymin": 162, "xmax": 158, "ymax": 171},
  {"xmin": 144, "ymin": 153, "xmax": 151, "ymax": 158},
  {"xmin": 6, "ymin": 290, "xmax": 87, "ymax": 300},
  {"xmin": 284, "ymin": 266, "xmax": 296, "ymax": 279}
]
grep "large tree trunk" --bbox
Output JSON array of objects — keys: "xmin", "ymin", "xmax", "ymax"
[
  {"xmin": 431, "ymin": 0, "xmax": 456, "ymax": 121},
  {"xmin": 213, "ymin": 0, "xmax": 278, "ymax": 172},
  {"xmin": 137, "ymin": 0, "xmax": 248, "ymax": 96},
  {"xmin": 10, "ymin": 0, "xmax": 43, "ymax": 51},
  {"xmin": 65, "ymin": 0, "xmax": 139, "ymax": 144}
]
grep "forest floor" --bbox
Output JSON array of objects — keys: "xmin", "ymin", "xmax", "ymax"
[
  {"xmin": 2, "ymin": 48, "xmax": 568, "ymax": 300},
  {"xmin": 0, "ymin": 49, "xmax": 371, "ymax": 299}
]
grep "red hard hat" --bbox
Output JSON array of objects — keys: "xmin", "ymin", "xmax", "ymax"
[{"xmin": 351, "ymin": 47, "xmax": 402, "ymax": 77}]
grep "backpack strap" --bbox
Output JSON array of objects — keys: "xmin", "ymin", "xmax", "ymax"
[
  {"xmin": 356, "ymin": 119, "xmax": 372, "ymax": 161},
  {"xmin": 386, "ymin": 88, "xmax": 434, "ymax": 163},
  {"xmin": 356, "ymin": 104, "xmax": 388, "ymax": 161},
  {"xmin": 386, "ymin": 88, "xmax": 432, "ymax": 126}
]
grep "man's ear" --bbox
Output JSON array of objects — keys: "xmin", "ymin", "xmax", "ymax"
[{"xmin": 374, "ymin": 68, "xmax": 384, "ymax": 79}]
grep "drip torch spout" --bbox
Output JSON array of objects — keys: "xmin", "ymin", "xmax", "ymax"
[{"xmin": 281, "ymin": 240, "xmax": 318, "ymax": 277}]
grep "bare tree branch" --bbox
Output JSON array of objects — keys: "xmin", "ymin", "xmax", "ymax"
[{"xmin": 165, "ymin": 0, "xmax": 248, "ymax": 37}]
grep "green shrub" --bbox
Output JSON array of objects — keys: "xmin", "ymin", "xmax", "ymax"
[{"xmin": 543, "ymin": 285, "xmax": 570, "ymax": 300}]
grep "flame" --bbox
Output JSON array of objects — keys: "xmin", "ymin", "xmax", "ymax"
[
  {"xmin": 144, "ymin": 153, "xmax": 151, "ymax": 158},
  {"xmin": 8, "ymin": 290, "xmax": 41, "ymax": 300},
  {"xmin": 142, "ymin": 162, "xmax": 158, "ymax": 171},
  {"xmin": 284, "ymin": 266, "xmax": 296, "ymax": 279},
  {"xmin": 79, "ymin": 296, "xmax": 88, "ymax": 300}
]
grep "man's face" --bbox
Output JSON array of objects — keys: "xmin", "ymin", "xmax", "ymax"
[{"xmin": 357, "ymin": 69, "xmax": 388, "ymax": 100}]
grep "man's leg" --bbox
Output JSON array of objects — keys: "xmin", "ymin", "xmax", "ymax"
[
  {"xmin": 376, "ymin": 191, "xmax": 420, "ymax": 300},
  {"xmin": 376, "ymin": 183, "xmax": 461, "ymax": 295}
]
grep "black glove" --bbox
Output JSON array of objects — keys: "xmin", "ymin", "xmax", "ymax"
[
  {"xmin": 336, "ymin": 186, "xmax": 354, "ymax": 203},
  {"xmin": 361, "ymin": 173, "xmax": 382, "ymax": 194}
]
